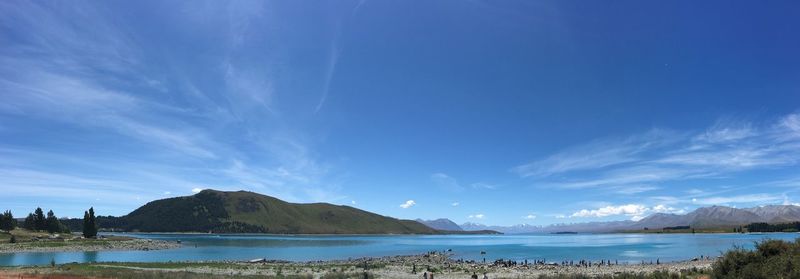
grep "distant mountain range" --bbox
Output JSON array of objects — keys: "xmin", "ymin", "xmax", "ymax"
[
  {"xmin": 416, "ymin": 218, "xmax": 463, "ymax": 231},
  {"xmin": 450, "ymin": 205, "xmax": 800, "ymax": 234},
  {"xmin": 62, "ymin": 189, "xmax": 800, "ymax": 235}
]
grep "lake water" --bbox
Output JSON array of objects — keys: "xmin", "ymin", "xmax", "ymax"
[{"xmin": 2, "ymin": 233, "xmax": 798, "ymax": 266}]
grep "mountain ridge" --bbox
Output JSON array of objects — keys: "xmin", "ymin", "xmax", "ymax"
[
  {"xmin": 416, "ymin": 218, "xmax": 463, "ymax": 231},
  {"xmin": 95, "ymin": 190, "xmax": 440, "ymax": 234},
  {"xmin": 461, "ymin": 205, "xmax": 800, "ymax": 234}
]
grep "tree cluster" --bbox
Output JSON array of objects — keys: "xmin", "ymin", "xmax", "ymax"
[
  {"xmin": 0, "ymin": 210, "xmax": 17, "ymax": 231},
  {"xmin": 83, "ymin": 207, "xmax": 98, "ymax": 238},
  {"xmin": 746, "ymin": 222, "xmax": 800, "ymax": 232},
  {"xmin": 22, "ymin": 207, "xmax": 70, "ymax": 233}
]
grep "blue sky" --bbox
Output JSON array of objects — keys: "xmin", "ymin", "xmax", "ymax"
[{"xmin": 1, "ymin": 1, "xmax": 799, "ymax": 226}]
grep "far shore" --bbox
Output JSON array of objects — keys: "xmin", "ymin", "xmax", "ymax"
[
  {"xmin": 0, "ymin": 238, "xmax": 181, "ymax": 254},
  {"xmin": 0, "ymin": 229, "xmax": 181, "ymax": 254},
  {"xmin": 103, "ymin": 230, "xmax": 502, "ymax": 236}
]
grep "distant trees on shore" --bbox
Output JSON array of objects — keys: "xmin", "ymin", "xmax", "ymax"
[
  {"xmin": 18, "ymin": 207, "xmax": 70, "ymax": 233},
  {"xmin": 1, "ymin": 207, "xmax": 101, "ymax": 236},
  {"xmin": 0, "ymin": 210, "xmax": 16, "ymax": 231},
  {"xmin": 83, "ymin": 207, "xmax": 98, "ymax": 238},
  {"xmin": 746, "ymin": 222, "xmax": 800, "ymax": 232}
]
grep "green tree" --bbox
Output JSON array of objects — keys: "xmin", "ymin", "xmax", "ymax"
[
  {"xmin": 0, "ymin": 210, "xmax": 16, "ymax": 231},
  {"xmin": 83, "ymin": 207, "xmax": 97, "ymax": 238},
  {"xmin": 23, "ymin": 213, "xmax": 35, "ymax": 230},
  {"xmin": 82, "ymin": 210, "xmax": 90, "ymax": 237},
  {"xmin": 89, "ymin": 207, "xmax": 97, "ymax": 236},
  {"xmin": 45, "ymin": 210, "xmax": 63, "ymax": 233},
  {"xmin": 34, "ymin": 207, "xmax": 45, "ymax": 231}
]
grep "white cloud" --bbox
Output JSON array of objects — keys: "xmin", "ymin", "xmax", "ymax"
[
  {"xmin": 163, "ymin": 191, "xmax": 171, "ymax": 195},
  {"xmin": 524, "ymin": 214, "xmax": 537, "ymax": 220},
  {"xmin": 570, "ymin": 203, "xmax": 686, "ymax": 221},
  {"xmin": 692, "ymin": 194, "xmax": 782, "ymax": 205},
  {"xmin": 468, "ymin": 214, "xmax": 485, "ymax": 219},
  {"xmin": 554, "ymin": 214, "xmax": 567, "ymax": 219},
  {"xmin": 191, "ymin": 188, "xmax": 204, "ymax": 193},
  {"xmin": 451, "ymin": 202, "xmax": 460, "ymax": 207},
  {"xmin": 782, "ymin": 195, "xmax": 800, "ymax": 206},
  {"xmin": 571, "ymin": 204, "xmax": 648, "ymax": 218},
  {"xmin": 351, "ymin": 200, "xmax": 356, "ymax": 205},
  {"xmin": 400, "ymin": 200, "xmax": 416, "ymax": 209},
  {"xmin": 651, "ymin": 204, "xmax": 685, "ymax": 214}
]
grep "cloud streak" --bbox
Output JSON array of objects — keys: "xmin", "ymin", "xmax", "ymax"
[
  {"xmin": 514, "ymin": 113, "xmax": 800, "ymax": 192},
  {"xmin": 0, "ymin": 1, "xmax": 349, "ymax": 216}
]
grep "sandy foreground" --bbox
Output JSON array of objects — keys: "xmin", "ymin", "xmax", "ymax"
[{"xmin": 0, "ymin": 252, "xmax": 714, "ymax": 278}]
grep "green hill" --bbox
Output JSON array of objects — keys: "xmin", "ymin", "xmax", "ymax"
[{"xmin": 116, "ymin": 189, "xmax": 439, "ymax": 234}]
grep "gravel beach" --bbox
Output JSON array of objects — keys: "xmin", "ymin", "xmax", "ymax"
[
  {"xmin": 0, "ymin": 238, "xmax": 181, "ymax": 253},
  {"xmin": 0, "ymin": 252, "xmax": 712, "ymax": 278}
]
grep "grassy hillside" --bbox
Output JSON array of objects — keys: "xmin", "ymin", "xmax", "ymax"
[{"xmin": 117, "ymin": 190, "xmax": 438, "ymax": 234}]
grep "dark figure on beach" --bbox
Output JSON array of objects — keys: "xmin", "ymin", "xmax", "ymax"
[
  {"xmin": 483, "ymin": 272, "xmax": 489, "ymax": 279},
  {"xmin": 413, "ymin": 263, "xmax": 417, "ymax": 274},
  {"xmin": 423, "ymin": 271, "xmax": 428, "ymax": 279},
  {"xmin": 471, "ymin": 272, "xmax": 478, "ymax": 279}
]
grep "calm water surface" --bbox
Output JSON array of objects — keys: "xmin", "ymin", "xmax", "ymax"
[{"xmin": 2, "ymin": 233, "xmax": 798, "ymax": 266}]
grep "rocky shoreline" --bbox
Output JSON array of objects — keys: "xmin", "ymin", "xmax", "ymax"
[
  {"xmin": 0, "ymin": 252, "xmax": 715, "ymax": 278},
  {"xmin": 270, "ymin": 253, "xmax": 715, "ymax": 278},
  {"xmin": 0, "ymin": 238, "xmax": 181, "ymax": 253}
]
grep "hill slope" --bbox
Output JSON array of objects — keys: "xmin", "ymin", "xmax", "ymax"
[
  {"xmin": 744, "ymin": 205, "xmax": 800, "ymax": 223},
  {"xmin": 416, "ymin": 218, "xmax": 462, "ymax": 231},
  {"xmin": 457, "ymin": 205, "xmax": 800, "ymax": 234},
  {"xmin": 633, "ymin": 205, "xmax": 800, "ymax": 230},
  {"xmin": 119, "ymin": 190, "xmax": 438, "ymax": 234}
]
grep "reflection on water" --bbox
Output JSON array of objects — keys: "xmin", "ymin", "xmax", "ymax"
[
  {"xmin": 1, "ymin": 233, "xmax": 798, "ymax": 266},
  {"xmin": 83, "ymin": 251, "xmax": 98, "ymax": 263}
]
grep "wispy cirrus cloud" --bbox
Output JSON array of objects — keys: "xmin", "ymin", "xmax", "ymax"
[
  {"xmin": 512, "ymin": 129, "xmax": 680, "ymax": 178},
  {"xmin": 0, "ymin": 1, "xmax": 349, "ymax": 216},
  {"xmin": 430, "ymin": 173, "xmax": 464, "ymax": 192},
  {"xmin": 514, "ymin": 113, "xmax": 800, "ymax": 195},
  {"xmin": 614, "ymin": 185, "xmax": 660, "ymax": 195},
  {"xmin": 691, "ymin": 193, "xmax": 783, "ymax": 206},
  {"xmin": 431, "ymin": 173, "xmax": 499, "ymax": 192}
]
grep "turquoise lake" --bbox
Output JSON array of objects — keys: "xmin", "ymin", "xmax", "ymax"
[{"xmin": 2, "ymin": 233, "xmax": 799, "ymax": 266}]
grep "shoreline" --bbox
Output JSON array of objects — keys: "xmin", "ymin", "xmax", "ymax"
[
  {"xmin": 0, "ymin": 253, "xmax": 714, "ymax": 278},
  {"xmin": 0, "ymin": 238, "xmax": 181, "ymax": 254}
]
